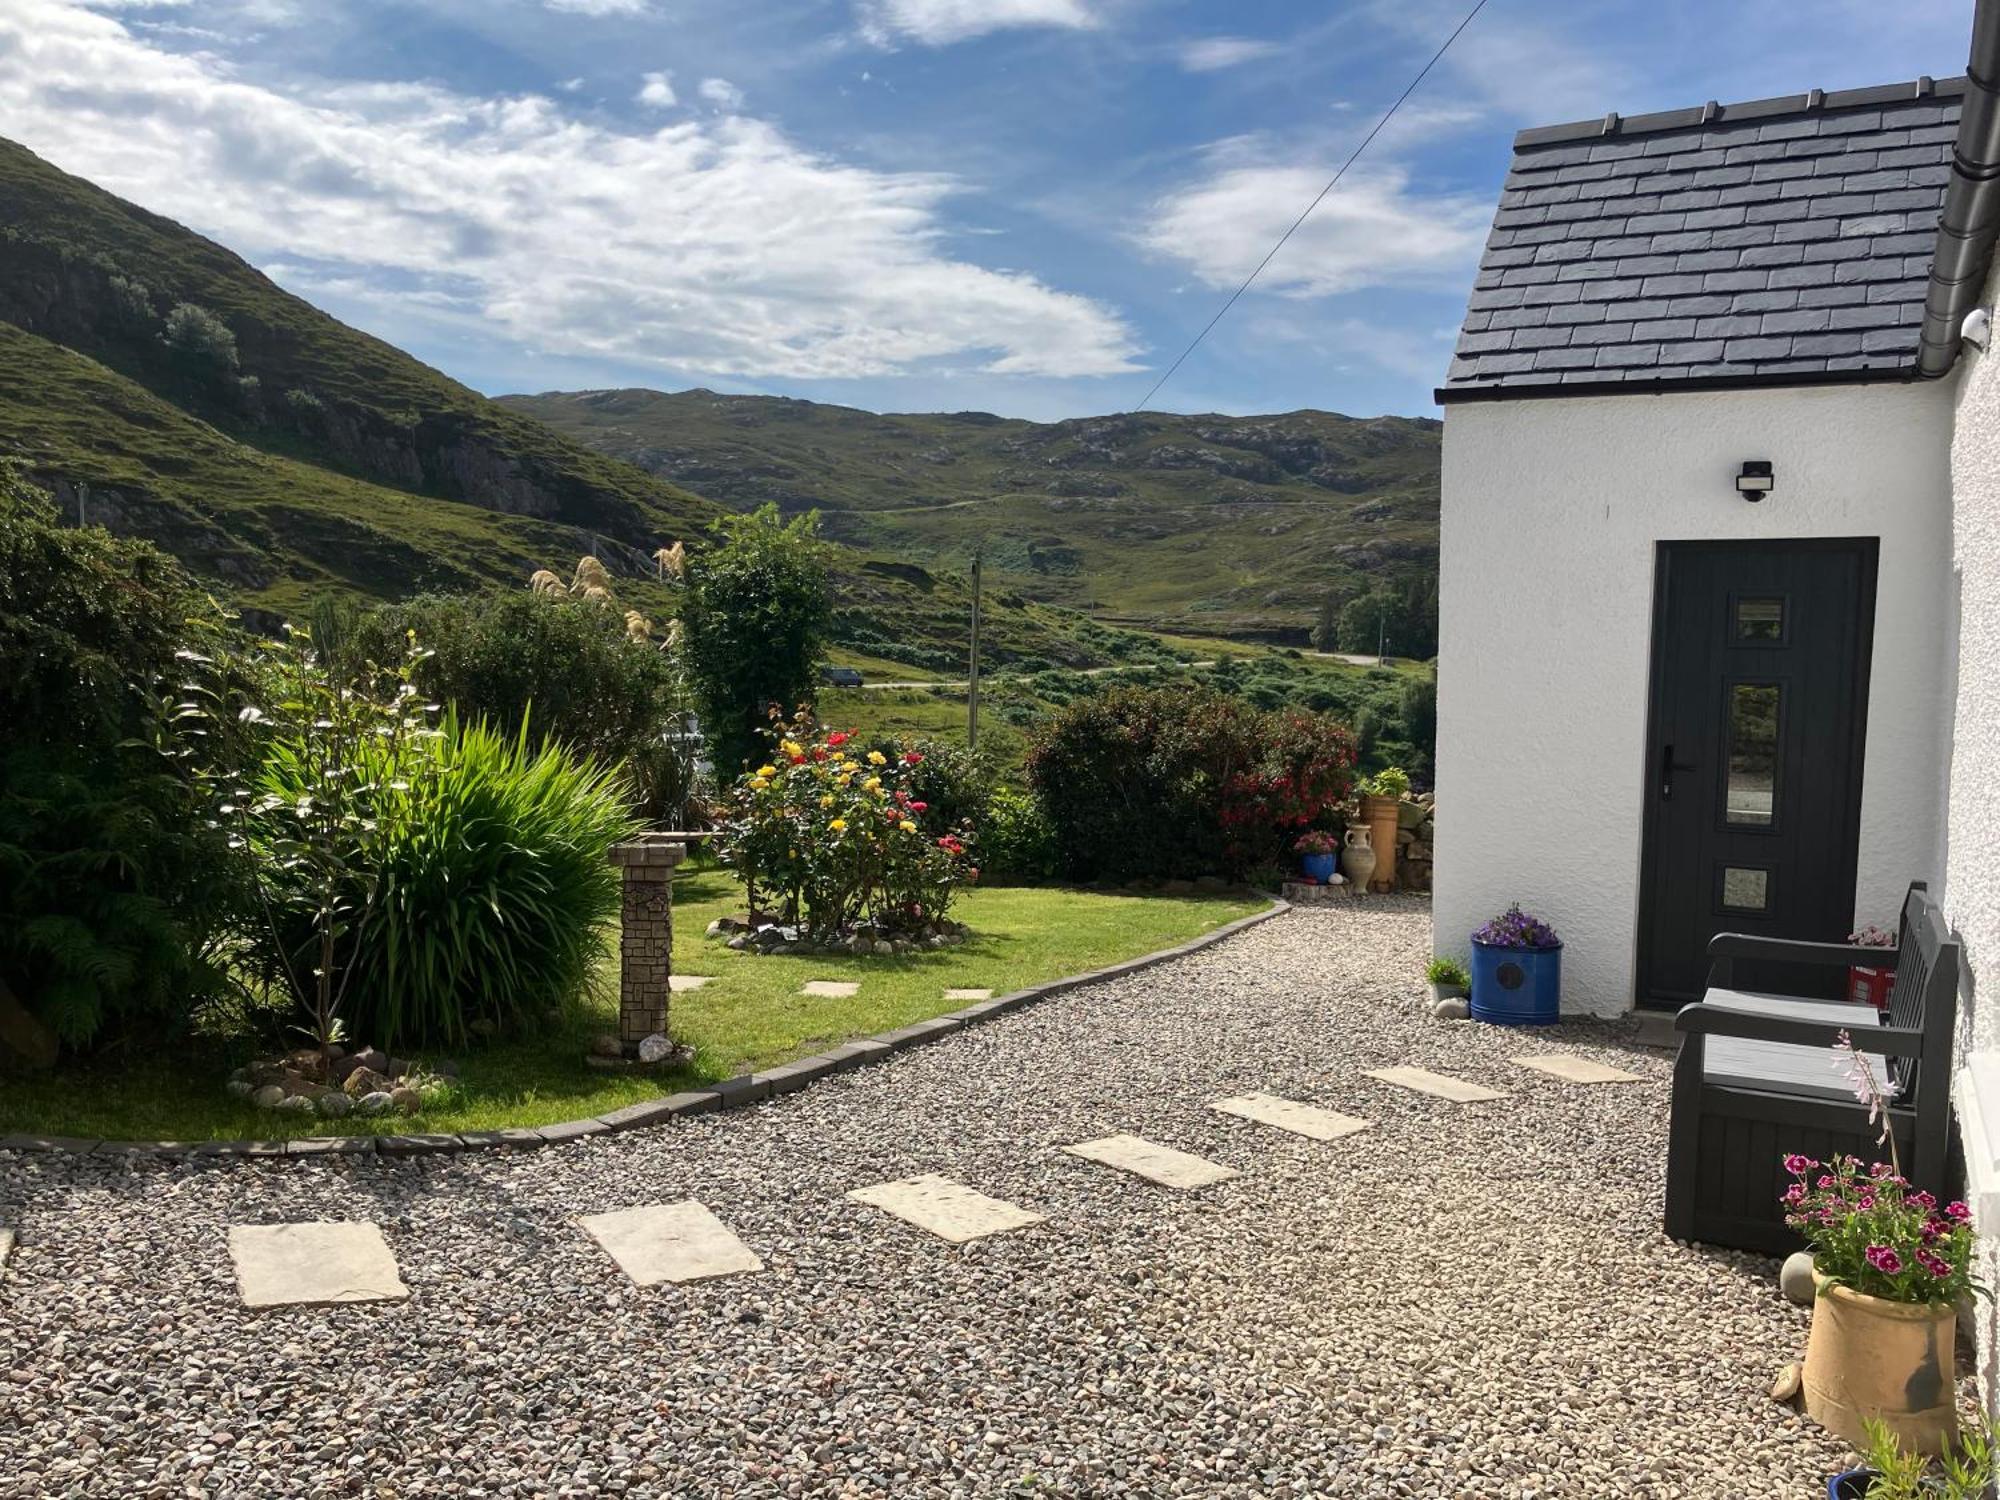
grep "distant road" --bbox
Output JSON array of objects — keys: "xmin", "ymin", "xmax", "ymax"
[{"xmin": 852, "ymin": 652, "xmax": 1398, "ymax": 691}]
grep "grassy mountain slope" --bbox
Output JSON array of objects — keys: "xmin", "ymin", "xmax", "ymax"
[
  {"xmin": 0, "ymin": 138, "xmax": 1165, "ymax": 670},
  {"xmin": 500, "ymin": 388, "xmax": 1441, "ymax": 640}
]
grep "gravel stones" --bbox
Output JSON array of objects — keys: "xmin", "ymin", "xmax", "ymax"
[{"xmin": 0, "ymin": 897, "xmax": 1883, "ymax": 1496}]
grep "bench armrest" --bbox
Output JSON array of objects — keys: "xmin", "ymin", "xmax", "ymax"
[{"xmin": 1674, "ymin": 1001, "xmax": 1926, "ymax": 1057}]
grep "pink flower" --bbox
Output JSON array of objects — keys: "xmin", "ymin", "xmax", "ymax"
[
  {"xmin": 1816, "ymin": 1175, "xmax": 1838, "ymax": 1190},
  {"xmin": 1910, "ymin": 1190, "xmax": 1937, "ymax": 1213},
  {"xmin": 1782, "ymin": 1184, "xmax": 1806, "ymax": 1207},
  {"xmin": 1865, "ymin": 1245, "xmax": 1903, "ymax": 1276},
  {"xmin": 1947, "ymin": 1201, "xmax": 1973, "ymax": 1223},
  {"xmin": 1923, "ymin": 1218, "xmax": 1948, "ymax": 1242},
  {"xmin": 1917, "ymin": 1249, "xmax": 1952, "ymax": 1280},
  {"xmin": 1784, "ymin": 1154, "xmax": 1817, "ymax": 1176}
]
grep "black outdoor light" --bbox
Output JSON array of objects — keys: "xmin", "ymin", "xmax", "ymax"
[{"xmin": 1735, "ymin": 460, "xmax": 1775, "ymax": 501}]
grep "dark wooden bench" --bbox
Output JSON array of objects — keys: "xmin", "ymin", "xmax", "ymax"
[{"xmin": 1664, "ymin": 882, "xmax": 1959, "ymax": 1254}]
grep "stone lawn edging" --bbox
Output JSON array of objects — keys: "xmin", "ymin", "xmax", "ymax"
[{"xmin": 0, "ymin": 896, "xmax": 1291, "ymax": 1163}]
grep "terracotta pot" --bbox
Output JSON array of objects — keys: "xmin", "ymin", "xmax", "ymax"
[
  {"xmin": 1803, "ymin": 1278, "xmax": 1957, "ymax": 1457},
  {"xmin": 1361, "ymin": 795, "xmax": 1399, "ymax": 891},
  {"xmin": 1339, "ymin": 826, "xmax": 1376, "ymax": 894}
]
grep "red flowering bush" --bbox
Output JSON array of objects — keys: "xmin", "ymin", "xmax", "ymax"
[
  {"xmin": 1781, "ymin": 1153, "xmax": 1983, "ymax": 1304},
  {"xmin": 1027, "ymin": 686, "xmax": 1356, "ymax": 882},
  {"xmin": 716, "ymin": 710, "xmax": 977, "ymax": 941}
]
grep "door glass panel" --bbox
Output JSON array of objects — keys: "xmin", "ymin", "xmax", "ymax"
[
  {"xmin": 1725, "ymin": 682, "xmax": 1780, "ymax": 826},
  {"xmin": 1721, "ymin": 867, "xmax": 1770, "ymax": 911},
  {"xmin": 1734, "ymin": 597, "xmax": 1785, "ymax": 641}
]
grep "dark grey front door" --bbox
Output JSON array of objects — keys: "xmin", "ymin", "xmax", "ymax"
[{"xmin": 1636, "ymin": 539, "xmax": 1877, "ymax": 1007}]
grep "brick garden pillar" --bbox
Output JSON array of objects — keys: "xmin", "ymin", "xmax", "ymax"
[{"xmin": 609, "ymin": 834, "xmax": 687, "ymax": 1052}]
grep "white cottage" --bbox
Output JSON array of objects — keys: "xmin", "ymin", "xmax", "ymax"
[{"xmin": 1437, "ymin": 1, "xmax": 2000, "ymax": 1394}]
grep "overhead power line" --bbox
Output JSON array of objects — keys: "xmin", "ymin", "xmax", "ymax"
[{"xmin": 1133, "ymin": 0, "xmax": 1494, "ymax": 412}]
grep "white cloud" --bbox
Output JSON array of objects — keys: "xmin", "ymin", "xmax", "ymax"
[
  {"xmin": 1140, "ymin": 141, "xmax": 1489, "ymax": 298},
  {"xmin": 1176, "ymin": 36, "xmax": 1277, "ymax": 72},
  {"xmin": 1, "ymin": 1, "xmax": 1139, "ymax": 381},
  {"xmin": 635, "ymin": 70, "xmax": 676, "ymax": 108},
  {"xmin": 697, "ymin": 76, "xmax": 743, "ymax": 111},
  {"xmin": 858, "ymin": 0, "xmax": 1095, "ymax": 47},
  {"xmin": 544, "ymin": 0, "xmax": 651, "ymax": 15}
]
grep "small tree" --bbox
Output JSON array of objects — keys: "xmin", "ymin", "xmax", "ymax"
[
  {"xmin": 162, "ymin": 302, "xmax": 239, "ymax": 383},
  {"xmin": 681, "ymin": 505, "xmax": 830, "ymax": 774}
]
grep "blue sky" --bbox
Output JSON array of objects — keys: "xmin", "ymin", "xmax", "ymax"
[{"xmin": 0, "ymin": 0, "xmax": 1978, "ymax": 419}]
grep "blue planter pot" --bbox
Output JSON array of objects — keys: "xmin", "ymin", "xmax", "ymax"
[
  {"xmin": 1470, "ymin": 939, "xmax": 1562, "ymax": 1025},
  {"xmin": 1300, "ymin": 851, "xmax": 1338, "ymax": 884},
  {"xmin": 1828, "ymin": 1471, "xmax": 1875, "ymax": 1499}
]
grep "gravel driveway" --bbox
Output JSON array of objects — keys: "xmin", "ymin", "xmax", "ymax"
[{"xmin": 0, "ymin": 899, "xmax": 1858, "ymax": 1497}]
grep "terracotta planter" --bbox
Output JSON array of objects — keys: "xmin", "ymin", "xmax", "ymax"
[
  {"xmin": 1803, "ymin": 1278, "xmax": 1957, "ymax": 1457},
  {"xmin": 1339, "ymin": 826, "xmax": 1376, "ymax": 894},
  {"xmin": 1360, "ymin": 795, "xmax": 1399, "ymax": 891}
]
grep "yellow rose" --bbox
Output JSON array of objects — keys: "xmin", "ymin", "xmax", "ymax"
[
  {"xmin": 756, "ymin": 764, "xmax": 778, "ymax": 779},
  {"xmin": 863, "ymin": 776, "xmax": 881, "ymax": 791},
  {"xmin": 899, "ymin": 819, "xmax": 916, "ymax": 833},
  {"xmin": 819, "ymin": 795, "xmax": 835, "ymax": 808},
  {"xmin": 867, "ymin": 750, "xmax": 887, "ymax": 766},
  {"xmin": 780, "ymin": 740, "xmax": 802, "ymax": 757},
  {"xmin": 830, "ymin": 818, "xmax": 848, "ymax": 832},
  {"xmin": 749, "ymin": 777, "xmax": 770, "ymax": 790}
]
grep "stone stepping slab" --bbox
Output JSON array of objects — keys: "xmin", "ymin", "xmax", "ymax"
[
  {"xmin": 0, "ymin": 1226, "xmax": 13, "ymax": 1270},
  {"xmin": 847, "ymin": 1173, "xmax": 1045, "ymax": 1243},
  {"xmin": 576, "ymin": 1201, "xmax": 763, "ymax": 1286},
  {"xmin": 943, "ymin": 988, "xmax": 993, "ymax": 1001},
  {"xmin": 228, "ymin": 1221, "xmax": 410, "ymax": 1309},
  {"xmin": 1511, "ymin": 1053, "xmax": 1642, "ymax": 1085},
  {"xmin": 668, "ymin": 974, "xmax": 715, "ymax": 992},
  {"xmin": 800, "ymin": 980, "xmax": 860, "ymax": 998},
  {"xmin": 1210, "ymin": 1093, "xmax": 1373, "ymax": 1142},
  {"xmin": 1063, "ymin": 1133, "xmax": 1240, "ymax": 1189},
  {"xmin": 1364, "ymin": 1066, "xmax": 1509, "ymax": 1104}
]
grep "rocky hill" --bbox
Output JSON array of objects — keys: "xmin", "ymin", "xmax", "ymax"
[{"xmin": 500, "ymin": 389, "xmax": 1441, "ymax": 640}]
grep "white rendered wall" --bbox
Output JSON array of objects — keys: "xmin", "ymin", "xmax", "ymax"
[
  {"xmin": 1946, "ymin": 260, "xmax": 2000, "ymax": 1406},
  {"xmin": 1434, "ymin": 382, "xmax": 1956, "ymax": 1017}
]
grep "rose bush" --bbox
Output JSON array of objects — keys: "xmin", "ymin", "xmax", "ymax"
[{"xmin": 717, "ymin": 710, "xmax": 978, "ymax": 941}]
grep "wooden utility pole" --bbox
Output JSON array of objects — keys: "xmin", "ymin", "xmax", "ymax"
[{"xmin": 968, "ymin": 548, "xmax": 983, "ymax": 751}]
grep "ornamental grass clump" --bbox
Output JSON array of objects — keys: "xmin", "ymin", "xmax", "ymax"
[{"xmin": 1782, "ymin": 1153, "xmax": 1982, "ymax": 1305}]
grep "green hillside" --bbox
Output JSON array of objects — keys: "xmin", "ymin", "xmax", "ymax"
[
  {"xmin": 500, "ymin": 387, "xmax": 1441, "ymax": 640},
  {"xmin": 0, "ymin": 138, "xmax": 1178, "ymax": 672}
]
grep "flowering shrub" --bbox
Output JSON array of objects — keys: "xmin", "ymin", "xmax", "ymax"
[
  {"xmin": 1781, "ymin": 1154, "xmax": 1982, "ymax": 1305},
  {"xmin": 1472, "ymin": 905, "xmax": 1560, "ymax": 949},
  {"xmin": 1293, "ymin": 830, "xmax": 1339, "ymax": 855},
  {"xmin": 1029, "ymin": 686, "xmax": 1356, "ymax": 882},
  {"xmin": 716, "ymin": 710, "xmax": 977, "ymax": 940}
]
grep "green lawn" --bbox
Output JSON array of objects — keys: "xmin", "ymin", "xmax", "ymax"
[{"xmin": 0, "ymin": 869, "xmax": 1267, "ymax": 1142}]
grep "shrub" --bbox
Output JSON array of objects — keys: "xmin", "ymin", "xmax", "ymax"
[
  {"xmin": 353, "ymin": 590, "xmax": 699, "ymax": 825},
  {"xmin": 234, "ymin": 630, "xmax": 638, "ymax": 1051},
  {"xmin": 716, "ymin": 712, "xmax": 976, "ymax": 939},
  {"xmin": 980, "ymin": 785, "xmax": 1058, "ymax": 882},
  {"xmin": 0, "ymin": 469, "xmax": 246, "ymax": 1050},
  {"xmin": 1425, "ymin": 956, "xmax": 1471, "ymax": 988},
  {"xmin": 874, "ymin": 736, "xmax": 994, "ymax": 831},
  {"xmin": 1027, "ymin": 685, "xmax": 1356, "ymax": 882},
  {"xmin": 681, "ymin": 505, "xmax": 830, "ymax": 774},
  {"xmin": 162, "ymin": 302, "xmax": 239, "ymax": 381}
]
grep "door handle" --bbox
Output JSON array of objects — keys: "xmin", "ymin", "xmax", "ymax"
[{"xmin": 1660, "ymin": 743, "xmax": 1698, "ymax": 799}]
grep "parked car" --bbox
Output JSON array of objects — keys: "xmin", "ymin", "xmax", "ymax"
[{"xmin": 821, "ymin": 665, "xmax": 864, "ymax": 688}]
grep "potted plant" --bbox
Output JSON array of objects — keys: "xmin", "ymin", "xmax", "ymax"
[
  {"xmin": 1829, "ymin": 1415, "xmax": 1993, "ymax": 1497},
  {"xmin": 1426, "ymin": 956, "xmax": 1470, "ymax": 1006},
  {"xmin": 1293, "ymin": 829, "xmax": 1340, "ymax": 885},
  {"xmin": 1848, "ymin": 923, "xmax": 1898, "ymax": 1012},
  {"xmin": 1469, "ymin": 905, "xmax": 1561, "ymax": 1024},
  {"xmin": 1356, "ymin": 767, "xmax": 1409, "ymax": 890},
  {"xmin": 1786, "ymin": 1055, "xmax": 1985, "ymax": 1459}
]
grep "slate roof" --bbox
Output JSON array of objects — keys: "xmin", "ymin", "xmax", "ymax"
[{"xmin": 1439, "ymin": 79, "xmax": 1964, "ymax": 399}]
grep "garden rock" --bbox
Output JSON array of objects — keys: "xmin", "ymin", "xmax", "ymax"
[
  {"xmin": 275, "ymin": 1094, "xmax": 315, "ymax": 1115},
  {"xmin": 637, "ymin": 1033, "xmax": 674, "ymax": 1064},
  {"xmin": 250, "ymin": 1084, "xmax": 285, "ymax": 1110},
  {"xmin": 727, "ymin": 934, "xmax": 749, "ymax": 951},
  {"xmin": 590, "ymin": 1034, "xmax": 624, "ymax": 1059},
  {"xmin": 388, "ymin": 1087, "xmax": 422, "ymax": 1116},
  {"xmin": 1432, "ymin": 997, "xmax": 1470, "ymax": 1021},
  {"xmin": 316, "ymin": 1091, "xmax": 352, "ymax": 1119},
  {"xmin": 226, "ymin": 1079, "xmax": 253, "ymax": 1099},
  {"xmin": 1780, "ymin": 1252, "xmax": 1816, "ymax": 1306},
  {"xmin": 343, "ymin": 1067, "xmax": 393, "ymax": 1099},
  {"xmin": 355, "ymin": 1091, "xmax": 394, "ymax": 1116}
]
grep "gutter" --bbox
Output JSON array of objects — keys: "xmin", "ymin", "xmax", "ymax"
[{"xmin": 1919, "ymin": 0, "xmax": 2000, "ymax": 378}]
